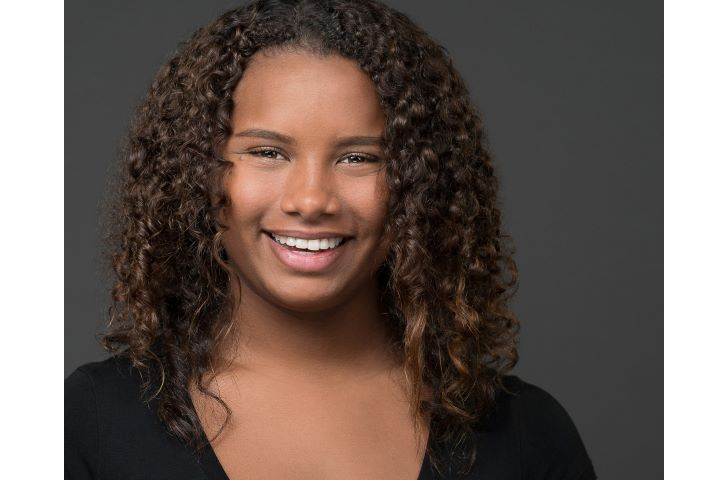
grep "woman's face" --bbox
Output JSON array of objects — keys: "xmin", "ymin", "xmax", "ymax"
[{"xmin": 220, "ymin": 50, "xmax": 390, "ymax": 312}]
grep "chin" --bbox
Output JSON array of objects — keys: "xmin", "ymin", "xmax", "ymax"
[{"xmin": 272, "ymin": 287, "xmax": 347, "ymax": 313}]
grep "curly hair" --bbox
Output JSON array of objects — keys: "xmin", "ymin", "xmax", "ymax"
[{"xmin": 100, "ymin": 0, "xmax": 519, "ymax": 476}]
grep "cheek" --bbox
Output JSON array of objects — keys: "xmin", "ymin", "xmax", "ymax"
[
  {"xmin": 341, "ymin": 175, "xmax": 390, "ymax": 244},
  {"xmin": 344, "ymin": 180, "xmax": 387, "ymax": 229},
  {"xmin": 223, "ymin": 170, "xmax": 278, "ymax": 227}
]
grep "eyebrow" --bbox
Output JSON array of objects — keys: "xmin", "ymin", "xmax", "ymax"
[{"xmin": 232, "ymin": 128, "xmax": 384, "ymax": 148}]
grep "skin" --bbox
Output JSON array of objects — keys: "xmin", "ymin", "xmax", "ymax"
[
  {"xmin": 192, "ymin": 50, "xmax": 428, "ymax": 479},
  {"xmin": 217, "ymin": 49, "xmax": 398, "ymax": 380}
]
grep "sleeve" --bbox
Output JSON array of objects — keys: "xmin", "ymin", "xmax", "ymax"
[
  {"xmin": 519, "ymin": 382, "xmax": 597, "ymax": 480},
  {"xmin": 65, "ymin": 368, "xmax": 100, "ymax": 480}
]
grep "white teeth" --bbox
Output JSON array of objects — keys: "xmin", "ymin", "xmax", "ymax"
[{"xmin": 271, "ymin": 234, "xmax": 344, "ymax": 251}]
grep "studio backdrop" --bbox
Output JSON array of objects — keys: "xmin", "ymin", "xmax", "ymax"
[{"xmin": 65, "ymin": 1, "xmax": 662, "ymax": 478}]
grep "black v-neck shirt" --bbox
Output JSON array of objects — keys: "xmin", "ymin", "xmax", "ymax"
[{"xmin": 65, "ymin": 356, "xmax": 597, "ymax": 479}]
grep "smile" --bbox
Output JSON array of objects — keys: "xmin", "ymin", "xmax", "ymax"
[
  {"xmin": 270, "ymin": 233, "xmax": 346, "ymax": 251},
  {"xmin": 264, "ymin": 232, "xmax": 350, "ymax": 273}
]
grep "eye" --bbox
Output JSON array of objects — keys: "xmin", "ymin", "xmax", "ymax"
[
  {"xmin": 247, "ymin": 148, "xmax": 286, "ymax": 160},
  {"xmin": 339, "ymin": 153, "xmax": 379, "ymax": 164}
]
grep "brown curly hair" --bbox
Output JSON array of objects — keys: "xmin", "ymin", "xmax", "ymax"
[{"xmin": 100, "ymin": 0, "xmax": 519, "ymax": 476}]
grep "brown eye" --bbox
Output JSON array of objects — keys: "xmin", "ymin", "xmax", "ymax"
[
  {"xmin": 340, "ymin": 153, "xmax": 379, "ymax": 164},
  {"xmin": 258, "ymin": 150, "xmax": 278, "ymax": 158},
  {"xmin": 248, "ymin": 148, "xmax": 285, "ymax": 160}
]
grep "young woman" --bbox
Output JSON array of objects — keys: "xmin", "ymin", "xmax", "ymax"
[{"xmin": 65, "ymin": 1, "xmax": 596, "ymax": 479}]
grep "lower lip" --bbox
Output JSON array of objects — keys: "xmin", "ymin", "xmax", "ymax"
[{"xmin": 266, "ymin": 233, "xmax": 349, "ymax": 273}]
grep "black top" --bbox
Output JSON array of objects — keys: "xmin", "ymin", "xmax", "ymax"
[{"xmin": 65, "ymin": 356, "xmax": 597, "ymax": 480}]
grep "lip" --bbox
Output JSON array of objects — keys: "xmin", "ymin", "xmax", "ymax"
[
  {"xmin": 263, "ymin": 229, "xmax": 351, "ymax": 240},
  {"xmin": 265, "ymin": 232, "xmax": 348, "ymax": 273}
]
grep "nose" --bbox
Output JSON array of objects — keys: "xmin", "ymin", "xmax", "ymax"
[{"xmin": 279, "ymin": 157, "xmax": 340, "ymax": 220}]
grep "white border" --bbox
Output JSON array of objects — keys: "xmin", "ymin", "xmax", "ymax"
[
  {"xmin": 665, "ymin": 0, "xmax": 720, "ymax": 478},
  {"xmin": 0, "ymin": 0, "xmax": 697, "ymax": 477},
  {"xmin": 0, "ymin": 1, "xmax": 64, "ymax": 477}
]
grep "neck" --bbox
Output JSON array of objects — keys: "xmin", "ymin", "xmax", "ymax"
[{"xmin": 218, "ymin": 277, "xmax": 400, "ymax": 383}]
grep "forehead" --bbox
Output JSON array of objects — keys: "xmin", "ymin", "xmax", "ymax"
[{"xmin": 230, "ymin": 50, "xmax": 385, "ymax": 134}]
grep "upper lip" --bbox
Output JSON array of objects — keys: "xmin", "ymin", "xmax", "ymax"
[{"xmin": 264, "ymin": 230, "xmax": 352, "ymax": 240}]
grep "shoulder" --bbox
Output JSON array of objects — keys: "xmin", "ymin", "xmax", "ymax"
[
  {"xmin": 65, "ymin": 355, "xmax": 154, "ymax": 427},
  {"xmin": 66, "ymin": 355, "xmax": 138, "ymax": 393},
  {"xmin": 466, "ymin": 375, "xmax": 597, "ymax": 479},
  {"xmin": 64, "ymin": 356, "xmax": 139, "ymax": 479},
  {"xmin": 66, "ymin": 355, "xmax": 146, "ymax": 404},
  {"xmin": 499, "ymin": 375, "xmax": 590, "ymax": 449},
  {"xmin": 65, "ymin": 356, "xmax": 207, "ymax": 479}
]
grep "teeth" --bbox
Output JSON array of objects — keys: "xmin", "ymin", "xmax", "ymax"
[{"xmin": 271, "ymin": 234, "xmax": 344, "ymax": 251}]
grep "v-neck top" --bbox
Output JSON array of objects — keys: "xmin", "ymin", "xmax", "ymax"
[
  {"xmin": 65, "ymin": 356, "xmax": 597, "ymax": 479},
  {"xmin": 195, "ymin": 432, "xmax": 434, "ymax": 480},
  {"xmin": 198, "ymin": 438, "xmax": 436, "ymax": 480}
]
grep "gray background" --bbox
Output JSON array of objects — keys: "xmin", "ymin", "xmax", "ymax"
[{"xmin": 66, "ymin": 1, "xmax": 662, "ymax": 478}]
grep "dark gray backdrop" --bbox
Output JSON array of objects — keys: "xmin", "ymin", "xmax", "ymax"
[{"xmin": 66, "ymin": 1, "xmax": 662, "ymax": 478}]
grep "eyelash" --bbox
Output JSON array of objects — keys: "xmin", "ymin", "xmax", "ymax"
[{"xmin": 247, "ymin": 148, "xmax": 379, "ymax": 164}]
